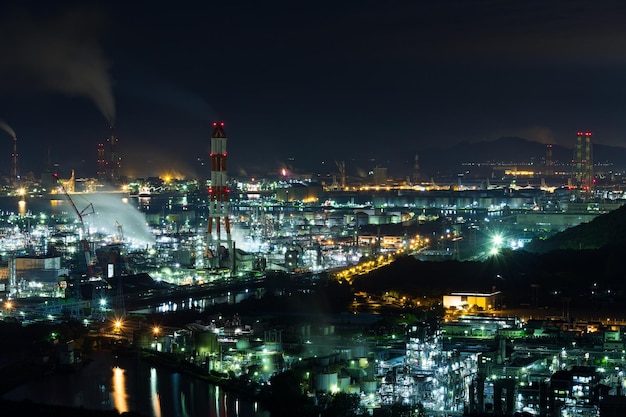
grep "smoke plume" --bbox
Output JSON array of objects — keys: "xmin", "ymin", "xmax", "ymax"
[
  {"xmin": 0, "ymin": 120, "xmax": 16, "ymax": 139},
  {"xmin": 0, "ymin": 6, "xmax": 115, "ymax": 124}
]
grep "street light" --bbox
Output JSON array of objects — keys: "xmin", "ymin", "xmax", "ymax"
[
  {"xmin": 152, "ymin": 326, "xmax": 160, "ymax": 351},
  {"xmin": 4, "ymin": 301, "xmax": 13, "ymax": 317}
]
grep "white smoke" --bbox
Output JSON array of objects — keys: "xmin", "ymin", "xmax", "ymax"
[
  {"xmin": 0, "ymin": 6, "xmax": 115, "ymax": 124},
  {"xmin": 79, "ymin": 193, "xmax": 155, "ymax": 248},
  {"xmin": 229, "ymin": 223, "xmax": 263, "ymax": 254},
  {"xmin": 0, "ymin": 119, "xmax": 16, "ymax": 138}
]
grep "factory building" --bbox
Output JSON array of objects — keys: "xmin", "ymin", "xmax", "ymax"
[
  {"xmin": 0, "ymin": 255, "xmax": 67, "ymax": 296},
  {"xmin": 443, "ymin": 291, "xmax": 501, "ymax": 312}
]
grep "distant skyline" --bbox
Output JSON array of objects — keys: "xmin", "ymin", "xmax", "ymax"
[{"xmin": 1, "ymin": 0, "xmax": 626, "ymax": 180}]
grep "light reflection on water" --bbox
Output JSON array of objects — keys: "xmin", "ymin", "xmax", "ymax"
[
  {"xmin": 112, "ymin": 366, "xmax": 128, "ymax": 413},
  {"xmin": 150, "ymin": 367, "xmax": 161, "ymax": 417},
  {"xmin": 154, "ymin": 291, "xmax": 255, "ymax": 314},
  {"xmin": 2, "ymin": 350, "xmax": 268, "ymax": 417}
]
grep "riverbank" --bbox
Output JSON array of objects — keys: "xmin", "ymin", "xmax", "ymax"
[
  {"xmin": 137, "ymin": 348, "xmax": 264, "ymax": 401},
  {"xmin": 2, "ymin": 347, "xmax": 267, "ymax": 417}
]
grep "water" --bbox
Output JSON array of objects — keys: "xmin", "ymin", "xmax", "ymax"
[{"xmin": 3, "ymin": 350, "xmax": 269, "ymax": 417}]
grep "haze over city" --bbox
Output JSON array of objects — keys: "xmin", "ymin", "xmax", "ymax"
[{"xmin": 1, "ymin": 1, "xmax": 626, "ymax": 179}]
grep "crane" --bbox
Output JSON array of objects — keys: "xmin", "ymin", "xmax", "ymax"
[
  {"xmin": 53, "ymin": 173, "xmax": 96, "ymax": 276},
  {"xmin": 115, "ymin": 220, "xmax": 124, "ymax": 242}
]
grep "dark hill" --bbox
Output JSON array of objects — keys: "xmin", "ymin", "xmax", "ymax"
[
  {"xmin": 351, "ymin": 246, "xmax": 626, "ymax": 316},
  {"xmin": 525, "ymin": 204, "xmax": 626, "ymax": 253}
]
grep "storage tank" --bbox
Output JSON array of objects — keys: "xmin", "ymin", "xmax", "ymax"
[
  {"xmin": 352, "ymin": 345, "xmax": 367, "ymax": 358},
  {"xmin": 339, "ymin": 348, "xmax": 352, "ymax": 361},
  {"xmin": 361, "ymin": 380, "xmax": 378, "ymax": 393},
  {"xmin": 316, "ymin": 372, "xmax": 338, "ymax": 392},
  {"xmin": 338, "ymin": 376, "xmax": 350, "ymax": 391}
]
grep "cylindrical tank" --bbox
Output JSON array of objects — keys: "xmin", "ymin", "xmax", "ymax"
[
  {"xmin": 316, "ymin": 372, "xmax": 338, "ymax": 392},
  {"xmin": 352, "ymin": 345, "xmax": 367, "ymax": 358},
  {"xmin": 339, "ymin": 376, "xmax": 350, "ymax": 391},
  {"xmin": 317, "ymin": 356, "xmax": 330, "ymax": 367},
  {"xmin": 339, "ymin": 348, "xmax": 352, "ymax": 361},
  {"xmin": 361, "ymin": 380, "xmax": 377, "ymax": 393}
]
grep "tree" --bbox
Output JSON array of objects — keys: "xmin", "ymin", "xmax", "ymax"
[
  {"xmin": 263, "ymin": 370, "xmax": 315, "ymax": 417},
  {"xmin": 321, "ymin": 392, "xmax": 361, "ymax": 417}
]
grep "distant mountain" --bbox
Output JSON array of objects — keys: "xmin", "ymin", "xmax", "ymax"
[
  {"xmin": 410, "ymin": 137, "xmax": 626, "ymax": 179},
  {"xmin": 286, "ymin": 136, "xmax": 626, "ymax": 184}
]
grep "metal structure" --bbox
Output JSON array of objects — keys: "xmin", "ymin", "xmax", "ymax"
[
  {"xmin": 335, "ymin": 160, "xmax": 346, "ymax": 189},
  {"xmin": 106, "ymin": 125, "xmax": 121, "ymax": 184},
  {"xmin": 97, "ymin": 141, "xmax": 106, "ymax": 181},
  {"xmin": 11, "ymin": 135, "xmax": 18, "ymax": 186},
  {"xmin": 53, "ymin": 173, "xmax": 95, "ymax": 277},
  {"xmin": 572, "ymin": 132, "xmax": 593, "ymax": 199},
  {"xmin": 545, "ymin": 144, "xmax": 553, "ymax": 176},
  {"xmin": 412, "ymin": 153, "xmax": 420, "ymax": 185},
  {"xmin": 206, "ymin": 122, "xmax": 233, "ymax": 270}
]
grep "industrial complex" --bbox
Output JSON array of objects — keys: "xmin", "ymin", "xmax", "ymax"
[{"xmin": 1, "ymin": 124, "xmax": 626, "ymax": 417}]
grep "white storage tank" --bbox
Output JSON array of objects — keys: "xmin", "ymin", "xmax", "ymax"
[
  {"xmin": 338, "ymin": 376, "xmax": 350, "ymax": 391},
  {"xmin": 361, "ymin": 380, "xmax": 378, "ymax": 394},
  {"xmin": 316, "ymin": 372, "xmax": 338, "ymax": 392}
]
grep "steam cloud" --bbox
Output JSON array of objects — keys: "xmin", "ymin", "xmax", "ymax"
[
  {"xmin": 80, "ymin": 194, "xmax": 155, "ymax": 248},
  {"xmin": 0, "ymin": 7, "xmax": 115, "ymax": 124},
  {"xmin": 0, "ymin": 119, "xmax": 16, "ymax": 139}
]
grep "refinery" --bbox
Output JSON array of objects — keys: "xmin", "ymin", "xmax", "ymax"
[{"xmin": 2, "ymin": 124, "xmax": 626, "ymax": 417}]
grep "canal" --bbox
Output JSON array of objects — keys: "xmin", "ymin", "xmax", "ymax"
[{"xmin": 2, "ymin": 349, "xmax": 269, "ymax": 417}]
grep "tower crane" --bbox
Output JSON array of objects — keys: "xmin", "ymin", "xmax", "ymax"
[{"xmin": 53, "ymin": 173, "xmax": 96, "ymax": 277}]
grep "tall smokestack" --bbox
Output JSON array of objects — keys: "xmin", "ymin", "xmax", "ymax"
[
  {"xmin": 412, "ymin": 153, "xmax": 420, "ymax": 184},
  {"xmin": 0, "ymin": 120, "xmax": 18, "ymax": 186},
  {"xmin": 583, "ymin": 132, "xmax": 593, "ymax": 199},
  {"xmin": 206, "ymin": 122, "xmax": 233, "ymax": 272},
  {"xmin": 545, "ymin": 144, "xmax": 553, "ymax": 176},
  {"xmin": 11, "ymin": 136, "xmax": 18, "ymax": 185},
  {"xmin": 97, "ymin": 142, "xmax": 106, "ymax": 181},
  {"xmin": 106, "ymin": 125, "xmax": 120, "ymax": 184}
]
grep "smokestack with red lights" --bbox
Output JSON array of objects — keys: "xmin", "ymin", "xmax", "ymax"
[
  {"xmin": 412, "ymin": 153, "xmax": 420, "ymax": 185},
  {"xmin": 545, "ymin": 144, "xmax": 553, "ymax": 176},
  {"xmin": 583, "ymin": 132, "xmax": 593, "ymax": 198},
  {"xmin": 206, "ymin": 121, "xmax": 233, "ymax": 270},
  {"xmin": 106, "ymin": 125, "xmax": 121, "ymax": 184},
  {"xmin": 572, "ymin": 131, "xmax": 594, "ymax": 200},
  {"xmin": 97, "ymin": 142, "xmax": 106, "ymax": 181},
  {"xmin": 11, "ymin": 136, "xmax": 18, "ymax": 185}
]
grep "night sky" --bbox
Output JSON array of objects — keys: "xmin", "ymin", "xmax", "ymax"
[{"xmin": 1, "ymin": 0, "xmax": 626, "ymax": 180}]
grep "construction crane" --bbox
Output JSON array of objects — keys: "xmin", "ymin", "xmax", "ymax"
[
  {"xmin": 115, "ymin": 220, "xmax": 124, "ymax": 243},
  {"xmin": 53, "ymin": 173, "xmax": 96, "ymax": 277}
]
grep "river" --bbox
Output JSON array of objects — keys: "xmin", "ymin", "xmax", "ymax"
[{"xmin": 2, "ymin": 349, "xmax": 269, "ymax": 417}]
